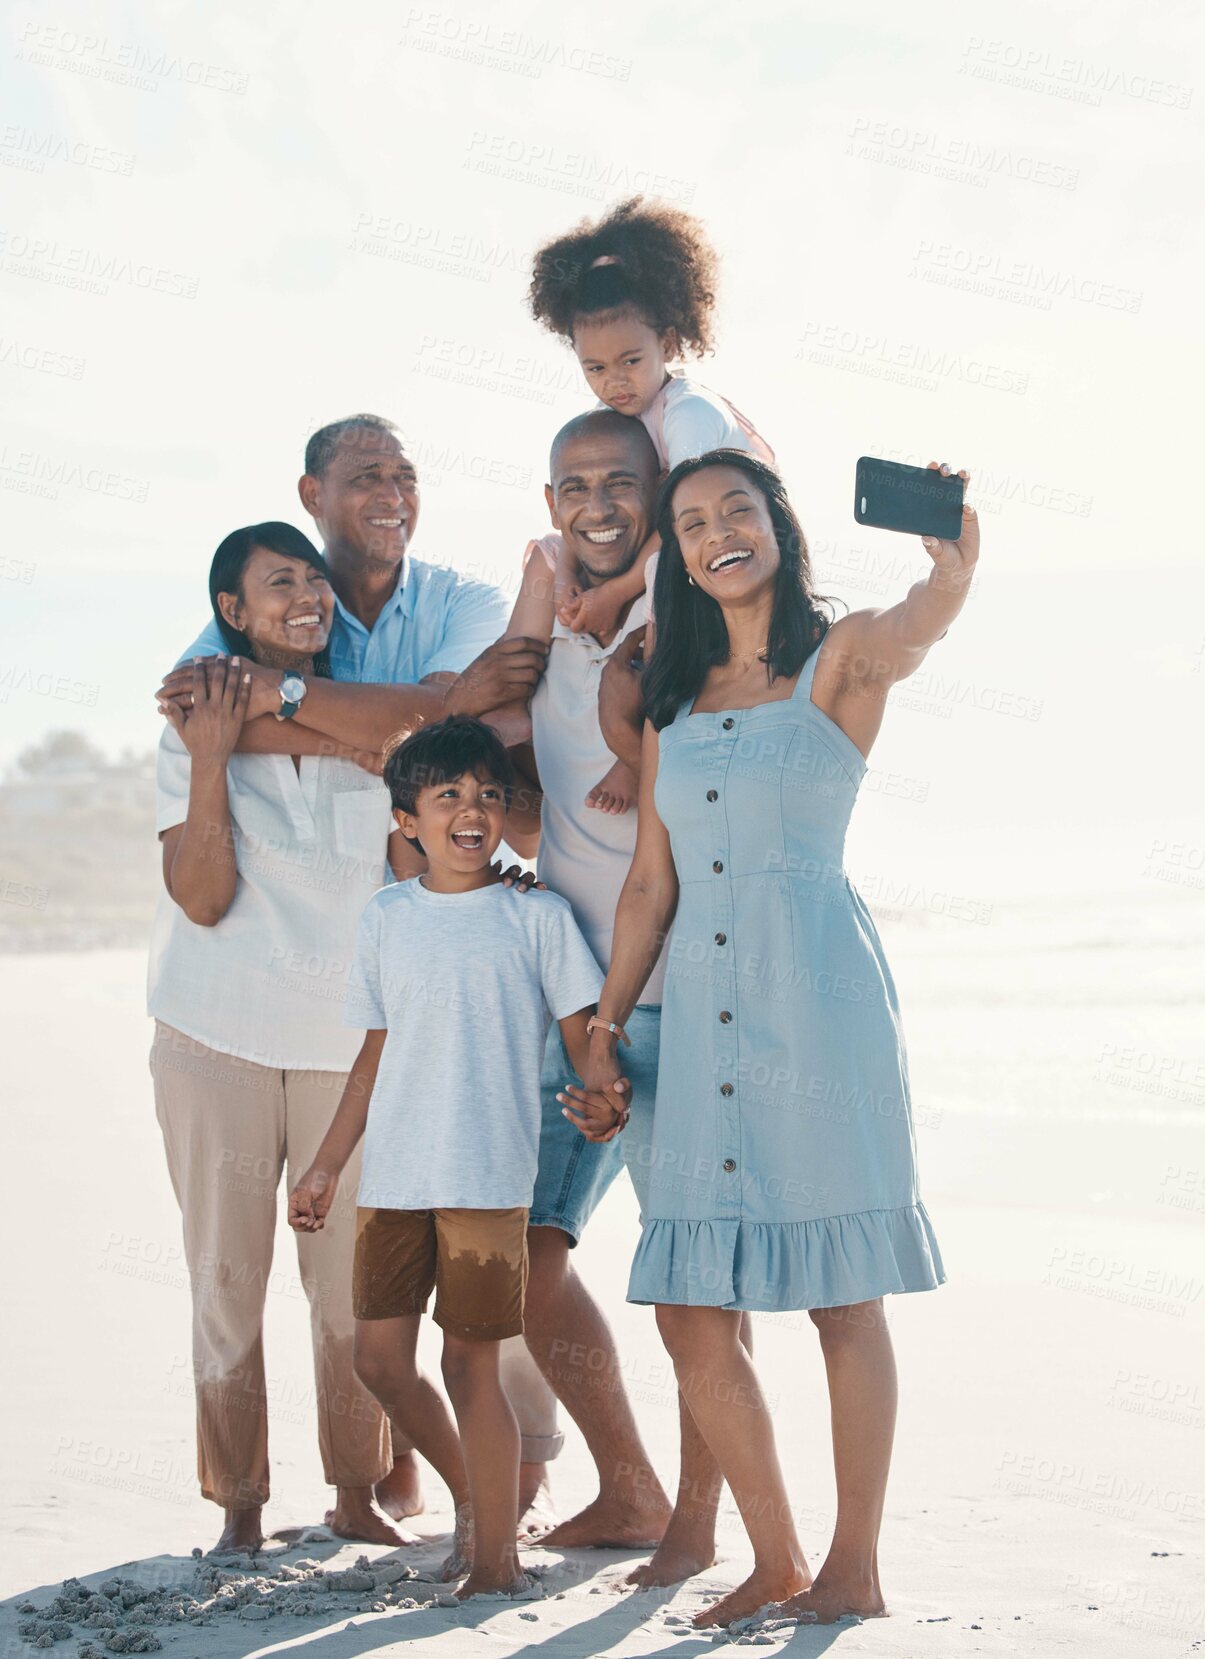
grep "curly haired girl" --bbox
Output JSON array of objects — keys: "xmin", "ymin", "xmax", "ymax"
[{"xmin": 506, "ymin": 198, "xmax": 774, "ymax": 813}]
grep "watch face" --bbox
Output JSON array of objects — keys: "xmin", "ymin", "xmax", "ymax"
[{"xmin": 280, "ymin": 675, "xmax": 305, "ymax": 701}]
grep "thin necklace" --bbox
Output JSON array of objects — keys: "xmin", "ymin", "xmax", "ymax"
[{"xmin": 729, "ymin": 643, "xmax": 769, "ymax": 667}]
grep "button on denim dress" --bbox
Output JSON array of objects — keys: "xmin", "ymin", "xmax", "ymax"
[{"xmin": 626, "ymin": 644, "xmax": 945, "ymax": 1311}]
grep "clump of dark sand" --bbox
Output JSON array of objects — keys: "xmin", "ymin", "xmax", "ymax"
[{"xmin": 15, "ymin": 1554, "xmax": 438, "ymax": 1650}]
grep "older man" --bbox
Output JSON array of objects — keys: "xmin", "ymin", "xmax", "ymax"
[
  {"xmin": 167, "ymin": 414, "xmax": 548, "ymax": 801},
  {"xmin": 156, "ymin": 414, "xmax": 558, "ymax": 1543}
]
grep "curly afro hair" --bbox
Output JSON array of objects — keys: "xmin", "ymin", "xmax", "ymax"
[{"xmin": 528, "ymin": 196, "xmax": 719, "ymax": 358}]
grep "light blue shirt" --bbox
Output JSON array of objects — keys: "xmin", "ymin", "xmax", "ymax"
[
  {"xmin": 346, "ymin": 881, "xmax": 604, "ymax": 1209},
  {"xmin": 179, "ymin": 555, "xmax": 510, "ymax": 683}
]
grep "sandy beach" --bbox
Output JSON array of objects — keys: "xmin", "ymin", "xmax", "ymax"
[
  {"xmin": 3, "ymin": 890, "xmax": 1201, "ymax": 1657},
  {"xmin": 4, "ymin": 0, "xmax": 1202, "ymax": 1643}
]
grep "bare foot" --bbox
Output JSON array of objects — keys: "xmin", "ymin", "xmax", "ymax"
[
  {"xmin": 517, "ymin": 1464, "xmax": 558, "ymax": 1542},
  {"xmin": 540, "ymin": 1486, "xmax": 672, "ymax": 1551},
  {"xmin": 212, "ymin": 1507, "xmax": 263, "ymax": 1555},
  {"xmin": 627, "ymin": 1538, "xmax": 715, "ymax": 1588},
  {"xmin": 456, "ymin": 1567, "xmax": 542, "ymax": 1602},
  {"xmin": 326, "ymin": 1486, "xmax": 421, "ymax": 1547},
  {"xmin": 375, "ymin": 1452, "xmax": 425, "ymax": 1522},
  {"xmin": 586, "ymin": 759, "xmax": 638, "ymax": 815},
  {"xmin": 780, "ymin": 1570, "xmax": 886, "ymax": 1625},
  {"xmin": 440, "ymin": 1504, "xmax": 474, "ymax": 1581},
  {"xmin": 693, "ymin": 1560, "xmax": 811, "ymax": 1629}
]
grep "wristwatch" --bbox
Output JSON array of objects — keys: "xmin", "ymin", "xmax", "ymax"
[{"xmin": 276, "ymin": 673, "xmax": 307, "ymax": 721}]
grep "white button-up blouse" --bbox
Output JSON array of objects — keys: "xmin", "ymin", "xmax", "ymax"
[{"xmin": 147, "ymin": 727, "xmax": 395, "ymax": 1071}]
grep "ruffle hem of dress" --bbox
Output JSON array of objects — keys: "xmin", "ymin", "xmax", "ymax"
[{"xmin": 627, "ymin": 1202, "xmax": 946, "ymax": 1311}]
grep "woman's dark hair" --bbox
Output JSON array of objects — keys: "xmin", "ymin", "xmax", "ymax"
[
  {"xmin": 382, "ymin": 715, "xmax": 515, "ymax": 854},
  {"xmin": 528, "ymin": 196, "xmax": 719, "ymax": 355},
  {"xmin": 643, "ymin": 451, "xmax": 834, "ymax": 732},
  {"xmin": 208, "ymin": 522, "xmax": 332, "ymax": 674}
]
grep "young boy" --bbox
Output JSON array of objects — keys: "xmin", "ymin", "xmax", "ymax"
[{"xmin": 288, "ymin": 715, "xmax": 627, "ymax": 1598}]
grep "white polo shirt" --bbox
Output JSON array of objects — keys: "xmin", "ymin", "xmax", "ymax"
[
  {"xmin": 529, "ymin": 533, "xmax": 667, "ymax": 1006},
  {"xmin": 148, "ymin": 728, "xmax": 395, "ymax": 1071}
]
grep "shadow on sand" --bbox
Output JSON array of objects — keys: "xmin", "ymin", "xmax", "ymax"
[{"xmin": 0, "ymin": 1538, "xmax": 864, "ymax": 1659}]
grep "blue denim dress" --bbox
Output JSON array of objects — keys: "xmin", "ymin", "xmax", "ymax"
[{"xmin": 626, "ymin": 645, "xmax": 945, "ymax": 1311}]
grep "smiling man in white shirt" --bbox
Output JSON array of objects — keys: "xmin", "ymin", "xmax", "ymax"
[{"xmin": 512, "ymin": 410, "xmax": 729, "ymax": 1584}]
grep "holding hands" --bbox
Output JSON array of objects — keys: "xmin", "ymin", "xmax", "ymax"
[
  {"xmin": 158, "ymin": 655, "xmax": 287, "ymax": 723},
  {"xmin": 558, "ymin": 1074, "xmax": 631, "ymax": 1142},
  {"xmin": 288, "ymin": 1163, "xmax": 341, "ymax": 1232},
  {"xmin": 159, "ymin": 656, "xmax": 252, "ymax": 766},
  {"xmin": 557, "ymin": 1022, "xmax": 635, "ymax": 1143}
]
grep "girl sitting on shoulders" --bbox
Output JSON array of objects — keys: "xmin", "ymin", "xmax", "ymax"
[{"xmin": 505, "ymin": 196, "xmax": 773, "ymax": 813}]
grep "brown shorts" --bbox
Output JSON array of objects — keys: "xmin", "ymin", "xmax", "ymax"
[{"xmin": 353, "ymin": 1206, "xmax": 528, "ymax": 1341}]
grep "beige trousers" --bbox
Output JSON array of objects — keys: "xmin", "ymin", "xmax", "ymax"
[{"xmin": 151, "ymin": 1023, "xmax": 560, "ymax": 1508}]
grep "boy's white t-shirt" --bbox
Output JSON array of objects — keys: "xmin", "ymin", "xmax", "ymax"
[{"xmin": 345, "ymin": 879, "xmax": 604, "ymax": 1211}]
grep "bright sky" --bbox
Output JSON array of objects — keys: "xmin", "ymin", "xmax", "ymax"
[{"xmin": 2, "ymin": 0, "xmax": 1202, "ymax": 901}]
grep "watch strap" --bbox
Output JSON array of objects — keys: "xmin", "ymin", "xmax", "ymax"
[{"xmin": 587, "ymin": 1016, "xmax": 631, "ymax": 1048}]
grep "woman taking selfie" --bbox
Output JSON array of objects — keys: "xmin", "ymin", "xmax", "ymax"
[
  {"xmin": 575, "ymin": 453, "xmax": 976, "ymax": 1627},
  {"xmin": 148, "ymin": 522, "xmax": 412, "ymax": 1554}
]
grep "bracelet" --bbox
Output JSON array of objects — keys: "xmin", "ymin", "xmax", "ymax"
[{"xmin": 587, "ymin": 1015, "xmax": 631, "ymax": 1048}]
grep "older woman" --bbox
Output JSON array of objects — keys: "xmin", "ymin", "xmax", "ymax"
[
  {"xmin": 575, "ymin": 452, "xmax": 976, "ymax": 1627},
  {"xmin": 149, "ymin": 522, "xmax": 418, "ymax": 1554}
]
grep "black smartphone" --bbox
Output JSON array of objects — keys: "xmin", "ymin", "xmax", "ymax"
[{"xmin": 854, "ymin": 456, "xmax": 964, "ymax": 539}]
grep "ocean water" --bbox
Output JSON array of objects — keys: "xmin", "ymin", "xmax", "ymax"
[{"xmin": 873, "ymin": 887, "xmax": 1205, "ymax": 1232}]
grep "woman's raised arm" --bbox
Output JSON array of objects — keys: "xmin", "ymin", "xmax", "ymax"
[
  {"xmin": 813, "ymin": 463, "xmax": 979, "ymax": 760},
  {"xmin": 159, "ymin": 658, "xmax": 250, "ymax": 926}
]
